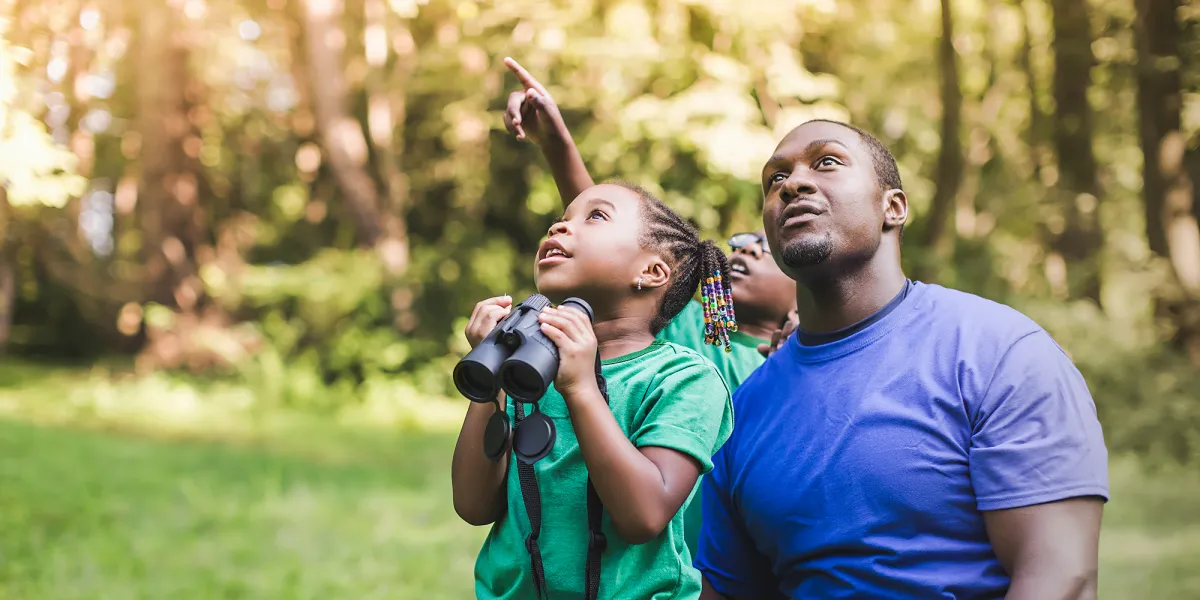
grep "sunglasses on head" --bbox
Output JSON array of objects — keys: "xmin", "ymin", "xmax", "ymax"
[{"xmin": 728, "ymin": 232, "xmax": 771, "ymax": 254}]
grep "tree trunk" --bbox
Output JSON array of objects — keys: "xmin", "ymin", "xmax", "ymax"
[
  {"xmin": 0, "ymin": 189, "xmax": 14, "ymax": 353},
  {"xmin": 1135, "ymin": 0, "xmax": 1200, "ymax": 364},
  {"xmin": 301, "ymin": 0, "xmax": 408, "ymax": 274},
  {"xmin": 137, "ymin": 1, "xmax": 198, "ymax": 310},
  {"xmin": 1049, "ymin": 0, "xmax": 1104, "ymax": 304},
  {"xmin": 1189, "ymin": 142, "xmax": 1200, "ymax": 226},
  {"xmin": 364, "ymin": 0, "xmax": 413, "ymax": 276},
  {"xmin": 921, "ymin": 0, "xmax": 965, "ymax": 261},
  {"xmin": 1135, "ymin": 0, "xmax": 1188, "ymax": 260},
  {"xmin": 1017, "ymin": 0, "xmax": 1046, "ymax": 178},
  {"xmin": 1135, "ymin": 0, "xmax": 1200, "ymax": 289}
]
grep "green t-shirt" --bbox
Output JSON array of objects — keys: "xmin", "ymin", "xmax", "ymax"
[
  {"xmin": 474, "ymin": 341, "xmax": 734, "ymax": 600},
  {"xmin": 655, "ymin": 299, "xmax": 767, "ymax": 558},
  {"xmin": 656, "ymin": 300, "xmax": 767, "ymax": 391}
]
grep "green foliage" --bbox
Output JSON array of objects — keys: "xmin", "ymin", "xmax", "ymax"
[
  {"xmin": 0, "ymin": 34, "xmax": 86, "ymax": 208},
  {"xmin": 201, "ymin": 250, "xmax": 422, "ymax": 409},
  {"xmin": 1, "ymin": 0, "xmax": 1198, "ymax": 464}
]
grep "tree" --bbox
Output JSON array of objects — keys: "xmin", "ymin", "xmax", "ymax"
[
  {"xmin": 300, "ymin": 0, "xmax": 408, "ymax": 275},
  {"xmin": 1049, "ymin": 0, "xmax": 1104, "ymax": 304},
  {"xmin": 920, "ymin": 0, "xmax": 965, "ymax": 264},
  {"xmin": 1134, "ymin": 0, "xmax": 1200, "ymax": 363},
  {"xmin": 137, "ymin": 0, "xmax": 201, "ymax": 310}
]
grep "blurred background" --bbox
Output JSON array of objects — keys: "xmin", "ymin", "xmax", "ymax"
[{"xmin": 0, "ymin": 0, "xmax": 1197, "ymax": 597}]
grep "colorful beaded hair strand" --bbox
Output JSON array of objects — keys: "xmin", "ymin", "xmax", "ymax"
[{"xmin": 701, "ymin": 268, "xmax": 738, "ymax": 352}]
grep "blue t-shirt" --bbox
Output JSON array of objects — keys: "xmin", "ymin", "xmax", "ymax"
[{"xmin": 695, "ymin": 282, "xmax": 1110, "ymax": 599}]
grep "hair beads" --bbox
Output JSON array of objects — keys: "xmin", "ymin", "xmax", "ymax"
[
  {"xmin": 701, "ymin": 270, "xmax": 736, "ymax": 352},
  {"xmin": 603, "ymin": 180, "xmax": 737, "ymax": 340}
]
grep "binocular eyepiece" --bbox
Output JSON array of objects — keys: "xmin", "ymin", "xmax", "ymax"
[{"xmin": 454, "ymin": 294, "xmax": 594, "ymax": 403}]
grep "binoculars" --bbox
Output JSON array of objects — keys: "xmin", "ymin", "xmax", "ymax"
[{"xmin": 454, "ymin": 294, "xmax": 594, "ymax": 404}]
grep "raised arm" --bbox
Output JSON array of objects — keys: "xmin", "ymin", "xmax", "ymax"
[{"xmin": 503, "ymin": 57, "xmax": 595, "ymax": 207}]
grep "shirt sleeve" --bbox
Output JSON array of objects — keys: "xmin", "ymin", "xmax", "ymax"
[
  {"xmin": 694, "ymin": 441, "xmax": 784, "ymax": 599},
  {"xmin": 629, "ymin": 363, "xmax": 733, "ymax": 474},
  {"xmin": 969, "ymin": 329, "xmax": 1110, "ymax": 511}
]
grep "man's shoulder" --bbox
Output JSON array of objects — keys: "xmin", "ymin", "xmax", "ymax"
[{"xmin": 916, "ymin": 283, "xmax": 1044, "ymax": 343}]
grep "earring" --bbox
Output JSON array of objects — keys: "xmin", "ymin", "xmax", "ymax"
[{"xmin": 636, "ymin": 278, "xmax": 643, "ymax": 291}]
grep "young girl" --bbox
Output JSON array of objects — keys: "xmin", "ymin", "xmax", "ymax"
[
  {"xmin": 499, "ymin": 56, "xmax": 796, "ymax": 559},
  {"xmin": 451, "ymin": 181, "xmax": 736, "ymax": 600}
]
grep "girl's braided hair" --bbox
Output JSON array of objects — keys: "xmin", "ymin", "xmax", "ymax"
[{"xmin": 607, "ymin": 180, "xmax": 737, "ymax": 351}]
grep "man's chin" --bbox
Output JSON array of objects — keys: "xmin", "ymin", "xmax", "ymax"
[{"xmin": 780, "ymin": 237, "xmax": 835, "ymax": 269}]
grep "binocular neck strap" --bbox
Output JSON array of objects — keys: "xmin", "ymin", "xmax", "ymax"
[
  {"xmin": 583, "ymin": 351, "xmax": 608, "ymax": 600},
  {"xmin": 514, "ymin": 353, "xmax": 610, "ymax": 600},
  {"xmin": 513, "ymin": 401, "xmax": 548, "ymax": 600}
]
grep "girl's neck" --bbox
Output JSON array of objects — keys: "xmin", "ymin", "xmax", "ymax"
[{"xmin": 592, "ymin": 315, "xmax": 657, "ymax": 360}]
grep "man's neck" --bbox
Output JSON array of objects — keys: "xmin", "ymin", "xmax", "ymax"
[{"xmin": 794, "ymin": 249, "xmax": 907, "ymax": 334}]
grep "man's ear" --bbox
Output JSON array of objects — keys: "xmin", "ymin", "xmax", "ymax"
[
  {"xmin": 638, "ymin": 258, "xmax": 672, "ymax": 290},
  {"xmin": 883, "ymin": 189, "xmax": 908, "ymax": 231}
]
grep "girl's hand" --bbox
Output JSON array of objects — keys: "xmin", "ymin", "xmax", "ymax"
[
  {"xmin": 503, "ymin": 57, "xmax": 567, "ymax": 147},
  {"xmin": 758, "ymin": 309, "xmax": 799, "ymax": 358},
  {"xmin": 465, "ymin": 296, "xmax": 513, "ymax": 349},
  {"xmin": 538, "ymin": 306, "xmax": 598, "ymax": 398}
]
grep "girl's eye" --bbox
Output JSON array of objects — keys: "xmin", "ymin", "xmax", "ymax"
[
  {"xmin": 588, "ymin": 210, "xmax": 607, "ymax": 221},
  {"xmin": 816, "ymin": 156, "xmax": 842, "ymax": 168}
]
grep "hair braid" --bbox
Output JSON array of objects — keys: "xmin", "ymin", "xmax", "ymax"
[{"xmin": 605, "ymin": 180, "xmax": 737, "ymax": 350}]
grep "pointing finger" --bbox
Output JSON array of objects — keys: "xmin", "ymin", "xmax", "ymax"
[{"xmin": 504, "ymin": 56, "xmax": 549, "ymax": 97}]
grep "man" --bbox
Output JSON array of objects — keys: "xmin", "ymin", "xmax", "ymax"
[
  {"xmin": 500, "ymin": 57, "xmax": 796, "ymax": 554},
  {"xmin": 696, "ymin": 119, "xmax": 1109, "ymax": 599}
]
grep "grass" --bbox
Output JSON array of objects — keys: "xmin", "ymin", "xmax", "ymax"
[
  {"xmin": 0, "ymin": 363, "xmax": 1196, "ymax": 599},
  {"xmin": 0, "ymin": 419, "xmax": 488, "ymax": 600},
  {"xmin": 1098, "ymin": 458, "xmax": 1200, "ymax": 598}
]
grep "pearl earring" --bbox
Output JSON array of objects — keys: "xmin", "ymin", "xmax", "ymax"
[{"xmin": 636, "ymin": 278, "xmax": 643, "ymax": 291}]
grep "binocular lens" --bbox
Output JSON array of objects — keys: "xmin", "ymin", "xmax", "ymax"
[
  {"xmin": 500, "ymin": 362, "xmax": 546, "ymax": 403},
  {"xmin": 453, "ymin": 360, "xmax": 498, "ymax": 401}
]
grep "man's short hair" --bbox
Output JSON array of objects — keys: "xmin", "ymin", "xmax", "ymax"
[{"xmin": 805, "ymin": 119, "xmax": 903, "ymax": 193}]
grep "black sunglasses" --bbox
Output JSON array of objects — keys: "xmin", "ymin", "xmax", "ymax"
[{"xmin": 728, "ymin": 232, "xmax": 771, "ymax": 254}]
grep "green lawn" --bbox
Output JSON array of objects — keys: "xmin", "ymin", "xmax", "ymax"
[
  {"xmin": 0, "ymin": 368, "xmax": 1196, "ymax": 598},
  {"xmin": 0, "ymin": 419, "xmax": 487, "ymax": 600}
]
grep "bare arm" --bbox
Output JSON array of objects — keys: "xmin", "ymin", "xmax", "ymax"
[
  {"xmin": 540, "ymin": 130, "xmax": 594, "ymax": 208},
  {"xmin": 565, "ymin": 383, "xmax": 701, "ymax": 544},
  {"xmin": 451, "ymin": 397, "xmax": 509, "ymax": 525},
  {"xmin": 449, "ymin": 296, "xmax": 514, "ymax": 526},
  {"xmin": 503, "ymin": 57, "xmax": 595, "ymax": 208},
  {"xmin": 538, "ymin": 306, "xmax": 700, "ymax": 544},
  {"xmin": 984, "ymin": 497, "xmax": 1104, "ymax": 600}
]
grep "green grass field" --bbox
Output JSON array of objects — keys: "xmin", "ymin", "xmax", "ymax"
[
  {"xmin": 0, "ymin": 419, "xmax": 488, "ymax": 600},
  {"xmin": 0, "ymin": 366, "xmax": 1196, "ymax": 599}
]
